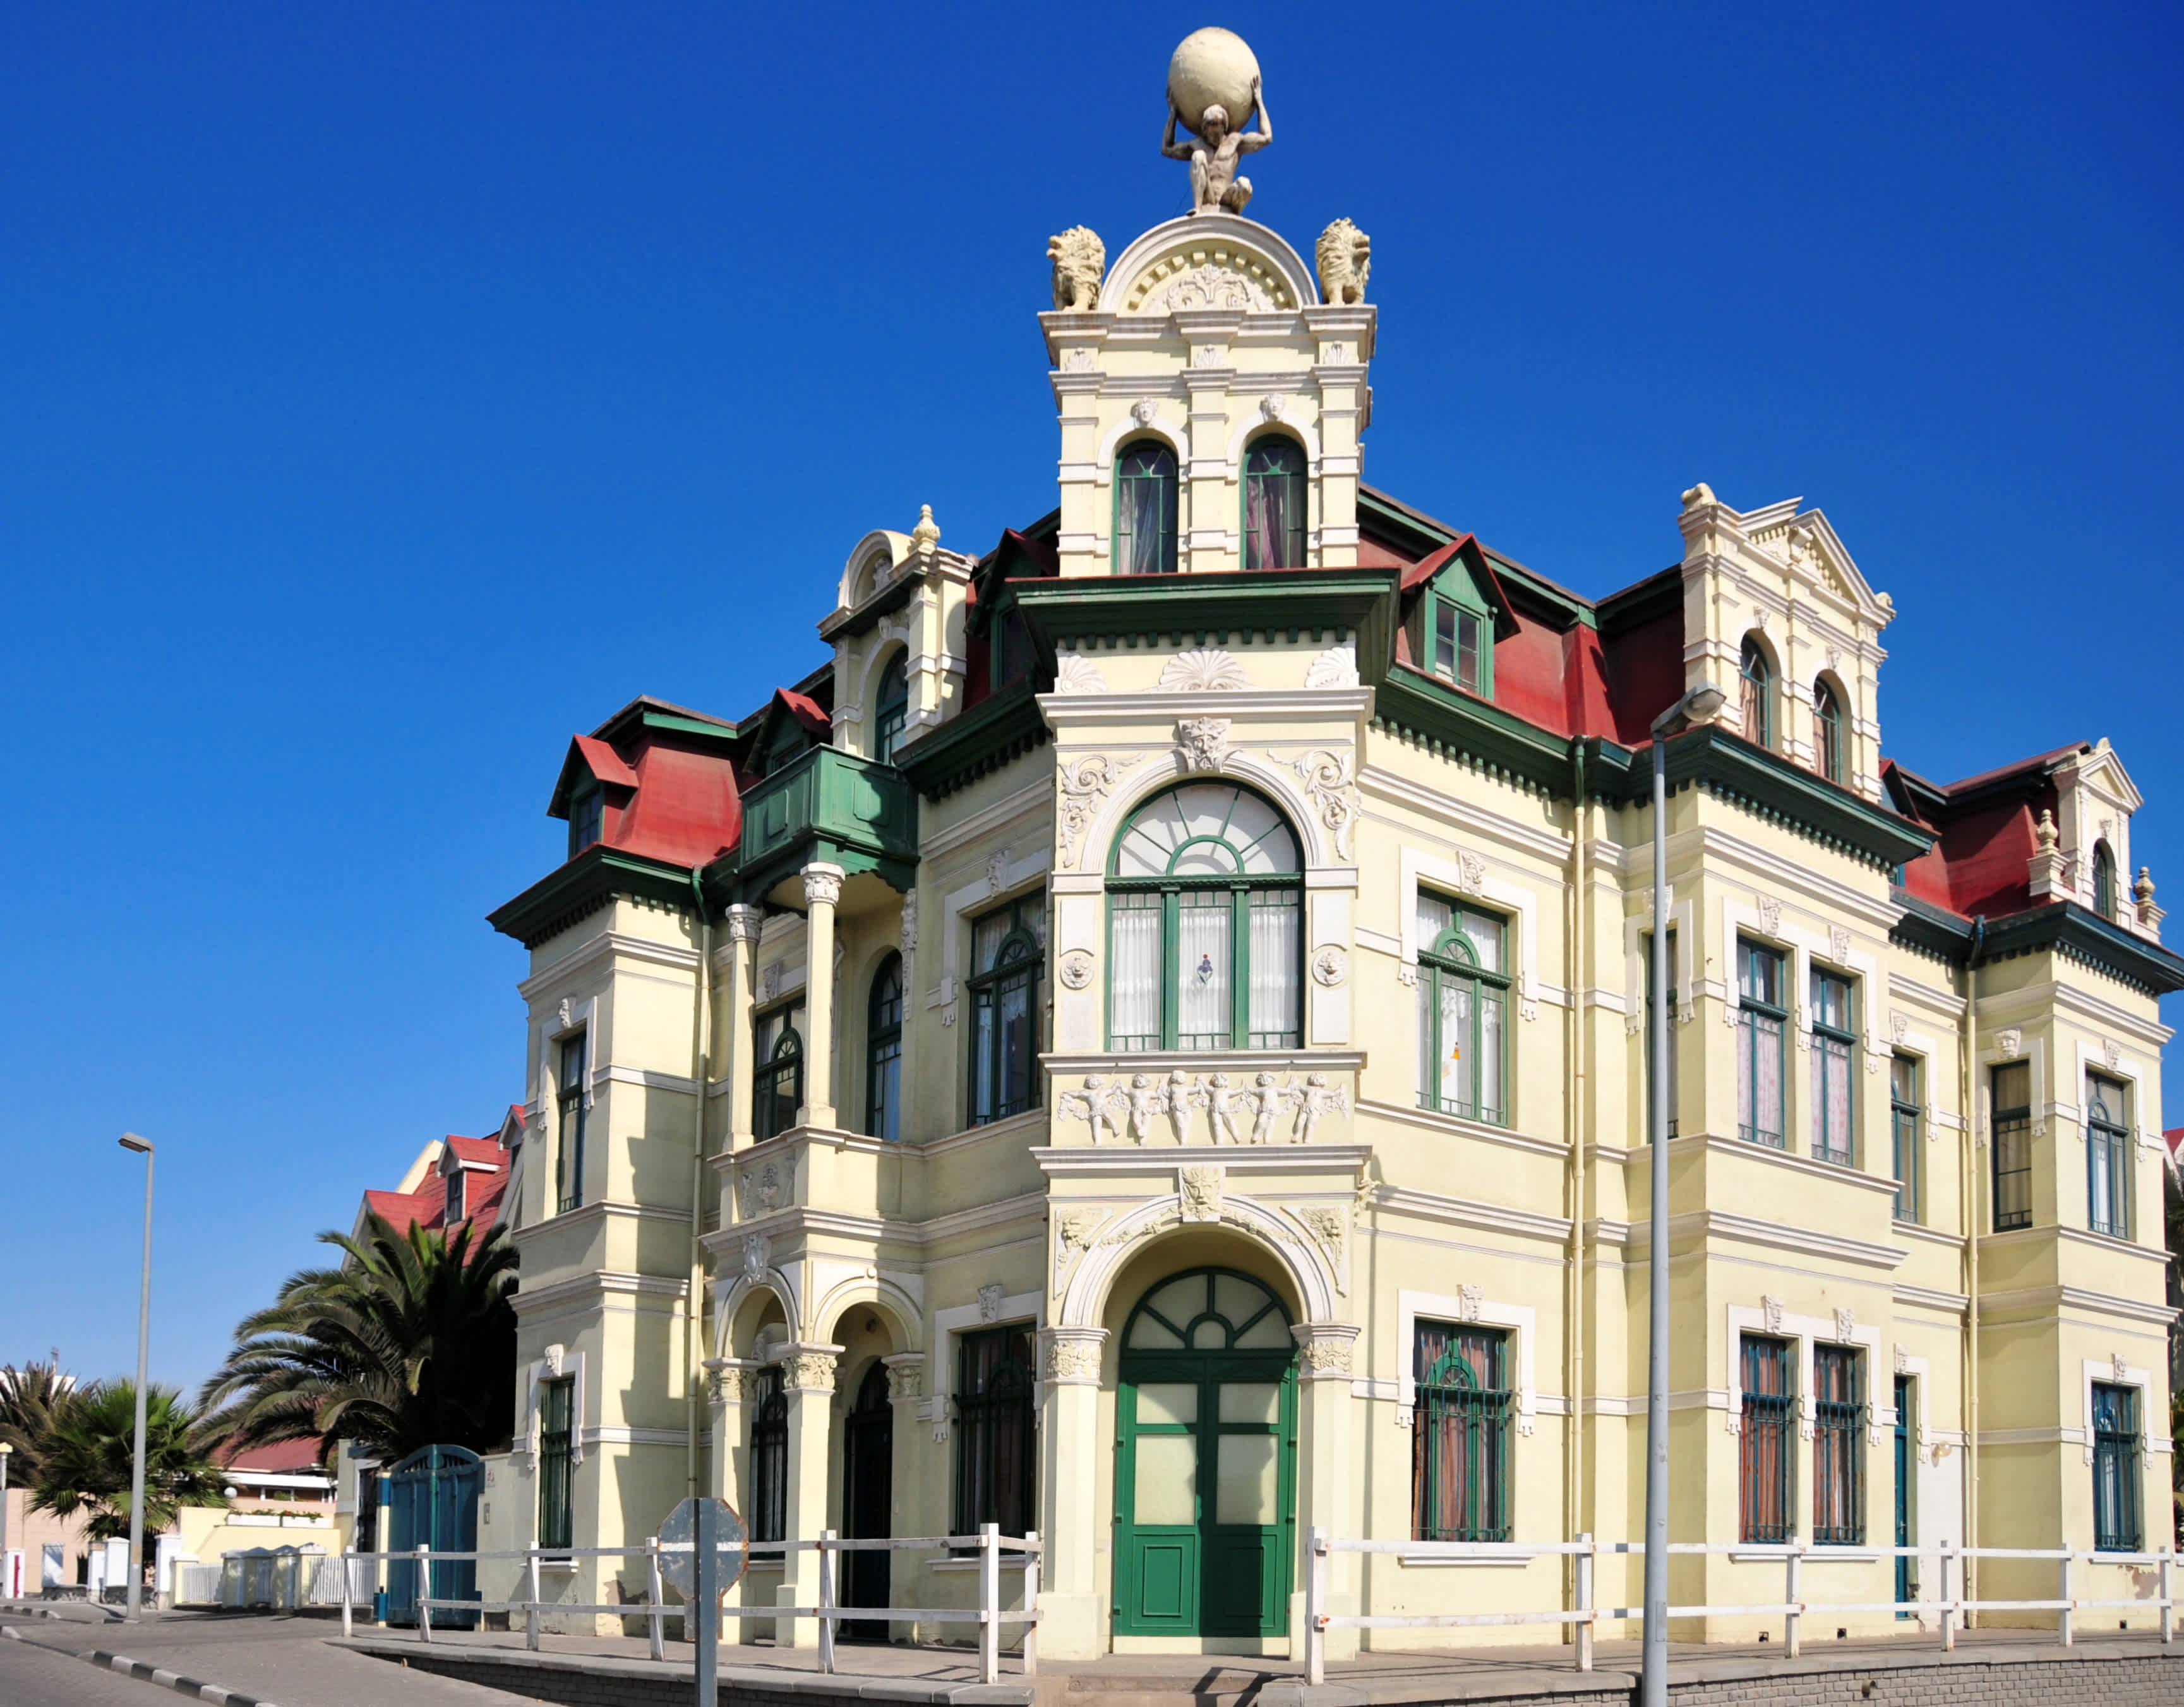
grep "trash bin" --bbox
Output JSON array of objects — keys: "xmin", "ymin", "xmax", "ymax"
[{"xmin": 373, "ymin": 1589, "xmax": 389, "ymax": 1624}]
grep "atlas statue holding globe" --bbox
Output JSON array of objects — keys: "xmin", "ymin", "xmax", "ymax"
[{"xmin": 1162, "ymin": 28, "xmax": 1274, "ymax": 217}]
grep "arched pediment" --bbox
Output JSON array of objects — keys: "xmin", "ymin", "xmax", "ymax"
[
  {"xmin": 1103, "ymin": 214, "xmax": 1317, "ymax": 317},
  {"xmin": 836, "ymin": 529, "xmax": 911, "ymax": 613}
]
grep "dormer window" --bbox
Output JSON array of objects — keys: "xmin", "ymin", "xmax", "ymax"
[
  {"xmin": 1740, "ymin": 639, "xmax": 1775, "ymax": 749},
  {"xmin": 1114, "ymin": 443, "xmax": 1179, "ymax": 576},
  {"xmin": 875, "ymin": 654, "xmax": 908, "ymax": 764},
  {"xmin": 1813, "ymin": 680, "xmax": 1844, "ymax": 783},
  {"xmin": 1424, "ymin": 558, "xmax": 1493, "ymax": 697},
  {"xmin": 444, "ymin": 1166, "xmax": 466, "ymax": 1226},
  {"xmin": 1242, "ymin": 437, "xmax": 1305, "ymax": 569},
  {"xmin": 2093, "ymin": 841, "xmax": 2118, "ymax": 920},
  {"xmin": 569, "ymin": 788, "xmax": 604, "ymax": 858}
]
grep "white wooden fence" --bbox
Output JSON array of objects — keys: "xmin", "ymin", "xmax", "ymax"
[
  {"xmin": 1302, "ymin": 1529, "xmax": 2178, "ymax": 1684},
  {"xmin": 340, "ymin": 1523, "xmax": 1041, "ymax": 1685}
]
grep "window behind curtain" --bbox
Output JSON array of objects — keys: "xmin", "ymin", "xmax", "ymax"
[
  {"xmin": 1890, "ymin": 1055, "xmax": 1921, "ymax": 1222},
  {"xmin": 1242, "ymin": 437, "xmax": 1306, "ymax": 569},
  {"xmin": 2093, "ymin": 842, "xmax": 2119, "ymax": 921},
  {"xmin": 1811, "ymin": 970, "xmax": 1854, "ymax": 1165},
  {"xmin": 1813, "ymin": 680, "xmax": 1844, "ymax": 781},
  {"xmin": 1813, "ymin": 1345, "xmax": 1865, "ymax": 1545},
  {"xmin": 970, "ymin": 895, "xmax": 1045, "ymax": 1124},
  {"xmin": 2086, "ymin": 1075, "xmax": 2130, "ymax": 1238},
  {"xmin": 1736, "ymin": 942, "xmax": 1786, "ymax": 1149},
  {"xmin": 1411, "ymin": 1321, "xmax": 1513, "ymax": 1541},
  {"xmin": 1991, "ymin": 1061, "xmax": 2032, "ymax": 1231},
  {"xmin": 555, "ymin": 1033, "xmax": 587, "ymax": 1214},
  {"xmin": 2091, "ymin": 1382, "xmax": 2142, "ymax": 1552},
  {"xmin": 874, "ymin": 653, "xmax": 908, "ymax": 763},
  {"xmin": 1740, "ymin": 639, "xmax": 1774, "ymax": 748},
  {"xmin": 954, "ymin": 1326, "xmax": 1036, "ymax": 1539},
  {"xmin": 537, "ymin": 1377, "xmax": 575, "ymax": 1550},
  {"xmin": 749, "ymin": 1367, "xmax": 788, "ymax": 1548},
  {"xmin": 1115, "ymin": 443, "xmax": 1178, "ymax": 576},
  {"xmin": 752, "ymin": 1002, "xmax": 805, "ymax": 1142},
  {"xmin": 1739, "ymin": 1334, "xmax": 1794, "ymax": 1542},
  {"xmin": 867, "ymin": 955, "xmax": 903, "ymax": 1142},
  {"xmin": 1415, "ymin": 893, "xmax": 1508, "ymax": 1125}
]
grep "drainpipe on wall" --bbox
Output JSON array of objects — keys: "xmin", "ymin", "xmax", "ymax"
[
  {"xmin": 1564, "ymin": 739, "xmax": 1588, "ymax": 1596},
  {"xmin": 1961, "ymin": 914, "xmax": 1984, "ymax": 1622},
  {"xmin": 688, "ymin": 870, "xmax": 715, "ymax": 1503}
]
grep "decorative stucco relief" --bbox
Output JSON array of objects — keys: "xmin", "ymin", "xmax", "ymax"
[
  {"xmin": 1161, "ymin": 648, "xmax": 1251, "ymax": 692},
  {"xmin": 1281, "ymin": 749, "xmax": 1359, "ymax": 859},
  {"xmin": 1057, "ymin": 754, "xmax": 1143, "ymax": 869},
  {"xmin": 1054, "ymin": 653, "xmax": 1107, "ymax": 696},
  {"xmin": 1057, "ymin": 1071, "xmax": 1347, "ymax": 1143}
]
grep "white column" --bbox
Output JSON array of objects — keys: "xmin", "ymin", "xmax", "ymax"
[
  {"xmin": 778, "ymin": 1342, "xmax": 840, "ymax": 1648},
  {"xmin": 800, "ymin": 865, "xmax": 844, "ymax": 1128},
  {"xmin": 723, "ymin": 906, "xmax": 764, "ymax": 1151},
  {"xmin": 1035, "ymin": 1327, "xmax": 1109, "ymax": 1658},
  {"xmin": 1292, "ymin": 1323, "xmax": 1362, "ymax": 1660}
]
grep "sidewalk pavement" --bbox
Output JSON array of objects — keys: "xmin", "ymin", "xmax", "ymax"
[{"xmin": 1, "ymin": 1610, "xmax": 530, "ymax": 1707}]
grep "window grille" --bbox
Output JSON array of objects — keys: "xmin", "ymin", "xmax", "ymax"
[
  {"xmin": 2086, "ymin": 1075, "xmax": 2130, "ymax": 1238},
  {"xmin": 1813, "ymin": 1344, "xmax": 1866, "ymax": 1545},
  {"xmin": 1411, "ymin": 1322, "xmax": 1512, "ymax": 1541},
  {"xmin": 1739, "ymin": 1335, "xmax": 1794, "ymax": 1543},
  {"xmin": 555, "ymin": 1033, "xmax": 587, "ymax": 1214},
  {"xmin": 749, "ymin": 1367, "xmax": 787, "ymax": 1548},
  {"xmin": 1890, "ymin": 1055, "xmax": 1921, "ymax": 1222},
  {"xmin": 1810, "ymin": 970, "xmax": 1855, "ymax": 1166},
  {"xmin": 1991, "ymin": 1061, "xmax": 2032, "ymax": 1231},
  {"xmin": 969, "ymin": 893, "xmax": 1045, "ymax": 1124},
  {"xmin": 537, "ymin": 1377, "xmax": 575, "ymax": 1550},
  {"xmin": 1736, "ymin": 942, "xmax": 1787, "ymax": 1149},
  {"xmin": 2091, "ymin": 1382, "xmax": 2142, "ymax": 1552},
  {"xmin": 1415, "ymin": 893, "xmax": 1509, "ymax": 1126},
  {"xmin": 953, "ymin": 1326, "xmax": 1036, "ymax": 1540}
]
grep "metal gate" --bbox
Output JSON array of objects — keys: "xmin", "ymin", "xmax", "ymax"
[{"xmin": 383, "ymin": 1444, "xmax": 483, "ymax": 1629}]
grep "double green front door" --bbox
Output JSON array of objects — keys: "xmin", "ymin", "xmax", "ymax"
[{"xmin": 1113, "ymin": 1269, "xmax": 1297, "ymax": 1639}]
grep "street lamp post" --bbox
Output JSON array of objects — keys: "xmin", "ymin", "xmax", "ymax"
[
  {"xmin": 1, "ymin": 1440, "xmax": 14, "ymax": 1600},
  {"xmin": 1641, "ymin": 683, "xmax": 1725, "ymax": 1707},
  {"xmin": 118, "ymin": 1133, "xmax": 155, "ymax": 1622}
]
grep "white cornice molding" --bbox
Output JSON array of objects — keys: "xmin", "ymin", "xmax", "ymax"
[
  {"xmin": 1043, "ymin": 1049, "xmax": 1365, "ymax": 1076},
  {"xmin": 1892, "ymin": 1282, "xmax": 1971, "ymax": 1315},
  {"xmin": 1972, "ymin": 979, "xmax": 2171, "ymax": 1048},
  {"xmin": 1885, "ymin": 972, "xmax": 1967, "ymax": 1020},
  {"xmin": 1372, "ymin": 1185, "xmax": 1571, "ymax": 1244},
  {"xmin": 1033, "ymin": 1143, "xmax": 1370, "ymax": 1179},
  {"xmin": 1355, "ymin": 1097, "xmax": 1570, "ymax": 1162},
  {"xmin": 1605, "ymin": 1208, "xmax": 1905, "ymax": 1271},
  {"xmin": 1976, "ymin": 1224, "xmax": 2171, "ymax": 1265},
  {"xmin": 1040, "ymin": 688, "xmax": 1374, "ymax": 724},
  {"xmin": 1355, "ymin": 768, "xmax": 1573, "ymax": 864},
  {"xmin": 509, "ymin": 1267, "xmax": 690, "ymax": 1318},
  {"xmin": 1976, "ymin": 1282, "xmax": 2179, "ymax": 1327},
  {"xmin": 917, "ymin": 776, "xmax": 1058, "ymax": 863},
  {"xmin": 520, "ymin": 929, "xmax": 701, "ymax": 1001}
]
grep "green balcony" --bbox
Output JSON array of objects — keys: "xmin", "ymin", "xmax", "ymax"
[{"xmin": 730, "ymin": 747, "xmax": 918, "ymax": 897}]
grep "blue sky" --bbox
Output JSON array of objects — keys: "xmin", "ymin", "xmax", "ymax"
[{"xmin": 3, "ymin": 3, "xmax": 2179, "ymax": 1394}]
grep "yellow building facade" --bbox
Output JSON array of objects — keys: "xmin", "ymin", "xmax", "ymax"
[{"xmin": 481, "ymin": 200, "xmax": 2179, "ymax": 1658}]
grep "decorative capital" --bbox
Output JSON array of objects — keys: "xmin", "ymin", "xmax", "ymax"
[
  {"xmin": 882, "ymin": 1352, "xmax": 926, "ymax": 1405},
  {"xmin": 1291, "ymin": 1321, "xmax": 1361, "ymax": 1380},
  {"xmin": 779, "ymin": 1342, "xmax": 842, "ymax": 1394},
  {"xmin": 801, "ymin": 863, "xmax": 846, "ymax": 909},
  {"xmin": 1040, "ymin": 1326, "xmax": 1109, "ymax": 1385},
  {"xmin": 724, "ymin": 903, "xmax": 765, "ymax": 946}
]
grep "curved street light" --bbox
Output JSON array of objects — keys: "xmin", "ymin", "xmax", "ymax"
[{"xmin": 118, "ymin": 1133, "xmax": 155, "ymax": 1621}]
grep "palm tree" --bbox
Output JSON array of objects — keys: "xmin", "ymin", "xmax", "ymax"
[
  {"xmin": 0, "ymin": 1356, "xmax": 80, "ymax": 1484},
  {"xmin": 196, "ymin": 1211, "xmax": 518, "ymax": 1466},
  {"xmin": 28, "ymin": 1382, "xmax": 226, "ymax": 1543}
]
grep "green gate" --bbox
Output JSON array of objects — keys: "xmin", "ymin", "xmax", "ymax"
[{"xmin": 1113, "ymin": 1269, "xmax": 1295, "ymax": 1639}]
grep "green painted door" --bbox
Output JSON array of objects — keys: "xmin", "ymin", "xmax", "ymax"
[{"xmin": 1113, "ymin": 1269, "xmax": 1296, "ymax": 1639}]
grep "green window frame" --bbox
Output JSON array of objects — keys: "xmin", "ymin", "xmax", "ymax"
[
  {"xmin": 1890, "ymin": 1054, "xmax": 1921, "ymax": 1222},
  {"xmin": 953, "ymin": 1325, "xmax": 1036, "ymax": 1540},
  {"xmin": 1114, "ymin": 442, "xmax": 1179, "ymax": 576},
  {"xmin": 873, "ymin": 653, "xmax": 908, "ymax": 764},
  {"xmin": 1736, "ymin": 941, "xmax": 1787, "ymax": 1149},
  {"xmin": 1242, "ymin": 435, "xmax": 1306, "ymax": 569},
  {"xmin": 1813, "ymin": 1344, "xmax": 1866, "ymax": 1545},
  {"xmin": 2086, "ymin": 1073, "xmax": 2130, "ymax": 1238},
  {"xmin": 1412, "ymin": 1322, "xmax": 1512, "ymax": 1542},
  {"xmin": 1415, "ymin": 892, "xmax": 1509, "ymax": 1125},
  {"xmin": 1740, "ymin": 637, "xmax": 1775, "ymax": 749},
  {"xmin": 2093, "ymin": 842, "xmax": 2119, "ymax": 921},
  {"xmin": 748, "ymin": 1366, "xmax": 787, "ymax": 1547},
  {"xmin": 1811, "ymin": 968, "xmax": 1855, "ymax": 1166},
  {"xmin": 1739, "ymin": 1334, "xmax": 1795, "ymax": 1543},
  {"xmin": 537, "ymin": 1375, "xmax": 574, "ymax": 1550},
  {"xmin": 568, "ymin": 787, "xmax": 604, "ymax": 859},
  {"xmin": 555, "ymin": 1032, "xmax": 587, "ymax": 1214},
  {"xmin": 2091, "ymin": 1382, "xmax": 2142, "ymax": 1552},
  {"xmin": 1813, "ymin": 680, "xmax": 1845, "ymax": 782},
  {"xmin": 752, "ymin": 1001, "xmax": 805, "ymax": 1142},
  {"xmin": 1991, "ymin": 1061, "xmax": 2032, "ymax": 1231},
  {"xmin": 969, "ymin": 893, "xmax": 1045, "ymax": 1125},
  {"xmin": 1424, "ymin": 565, "xmax": 1493, "ymax": 696},
  {"xmin": 865, "ymin": 953, "xmax": 903, "ymax": 1142},
  {"xmin": 1107, "ymin": 785, "xmax": 1302, "ymax": 1052}
]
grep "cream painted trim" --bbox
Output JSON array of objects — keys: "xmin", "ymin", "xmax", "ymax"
[
  {"xmin": 1621, "ymin": 895, "xmax": 1696, "ymax": 1036},
  {"xmin": 937, "ymin": 849, "xmax": 1051, "ymax": 1010},
  {"xmin": 1976, "ymin": 1282, "xmax": 2179, "ymax": 1327},
  {"xmin": 2080, "ymin": 1358, "xmax": 2168, "ymax": 1465},
  {"xmin": 1397, "ymin": 847, "xmax": 1546, "ymax": 1022},
  {"xmin": 1353, "ymin": 1097, "xmax": 1568, "ymax": 1161},
  {"xmin": 520, "ymin": 930, "xmax": 699, "ymax": 1001},
  {"xmin": 519, "ymin": 1349, "xmax": 585, "ymax": 1466},
  {"xmin": 1725, "ymin": 1301, "xmax": 1886, "ymax": 1447},
  {"xmin": 1397, "ymin": 1288, "xmax": 1537, "ymax": 1435},
  {"xmin": 918, "ymin": 776, "xmax": 1058, "ymax": 864},
  {"xmin": 930, "ymin": 1289, "xmax": 1044, "ymax": 1418},
  {"xmin": 1372, "ymin": 1185, "xmax": 1571, "ymax": 1244},
  {"xmin": 1355, "ymin": 769, "xmax": 1572, "ymax": 864}
]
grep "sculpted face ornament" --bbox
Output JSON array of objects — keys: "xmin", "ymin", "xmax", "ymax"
[{"xmin": 1163, "ymin": 29, "xmax": 1273, "ymax": 218}]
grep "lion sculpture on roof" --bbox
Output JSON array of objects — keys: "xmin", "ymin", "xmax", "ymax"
[
  {"xmin": 1048, "ymin": 227, "xmax": 1106, "ymax": 312},
  {"xmin": 1315, "ymin": 218, "xmax": 1371, "ymax": 306}
]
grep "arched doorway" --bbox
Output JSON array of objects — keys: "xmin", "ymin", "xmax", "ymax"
[
  {"xmin": 1113, "ymin": 1268, "xmax": 1296, "ymax": 1639},
  {"xmin": 841, "ymin": 1361, "xmax": 893, "ymax": 1638}
]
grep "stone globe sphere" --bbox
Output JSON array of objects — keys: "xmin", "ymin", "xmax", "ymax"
[{"xmin": 1167, "ymin": 27, "xmax": 1260, "ymax": 135}]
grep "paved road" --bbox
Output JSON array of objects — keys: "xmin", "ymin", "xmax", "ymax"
[
  {"xmin": 1, "ymin": 1629, "xmax": 178, "ymax": 1706},
  {"xmin": 0, "ymin": 1614, "xmax": 531, "ymax": 1706}
]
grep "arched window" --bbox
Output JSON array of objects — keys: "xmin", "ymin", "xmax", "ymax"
[
  {"xmin": 968, "ymin": 893, "xmax": 1045, "ymax": 1125},
  {"xmin": 1813, "ymin": 680, "xmax": 1844, "ymax": 783},
  {"xmin": 866, "ymin": 953, "xmax": 903, "ymax": 1142},
  {"xmin": 1242, "ymin": 437, "xmax": 1306, "ymax": 569},
  {"xmin": 1115, "ymin": 443, "xmax": 1179, "ymax": 576},
  {"xmin": 1108, "ymin": 783, "xmax": 1302, "ymax": 1052},
  {"xmin": 748, "ymin": 1366, "xmax": 788, "ymax": 1548},
  {"xmin": 2093, "ymin": 841, "xmax": 2118, "ymax": 920},
  {"xmin": 873, "ymin": 653, "xmax": 908, "ymax": 764},
  {"xmin": 1414, "ymin": 892, "xmax": 1508, "ymax": 1125},
  {"xmin": 752, "ymin": 1003, "xmax": 803, "ymax": 1141},
  {"xmin": 1740, "ymin": 638, "xmax": 1775, "ymax": 749}
]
